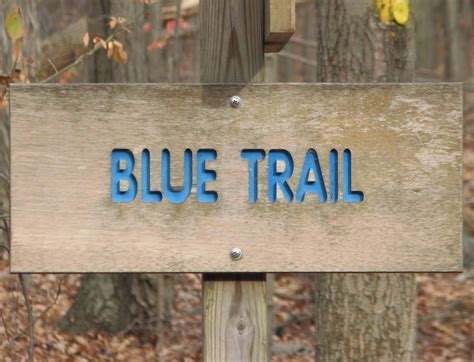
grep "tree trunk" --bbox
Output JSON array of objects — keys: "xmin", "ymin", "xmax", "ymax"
[
  {"xmin": 412, "ymin": 0, "xmax": 437, "ymax": 75},
  {"xmin": 313, "ymin": 1, "xmax": 417, "ymax": 361},
  {"xmin": 60, "ymin": 0, "xmax": 196, "ymax": 340},
  {"xmin": 303, "ymin": 1, "xmax": 317, "ymax": 82},
  {"xmin": 0, "ymin": 0, "xmax": 42, "ymax": 263},
  {"xmin": 444, "ymin": 0, "xmax": 465, "ymax": 81}
]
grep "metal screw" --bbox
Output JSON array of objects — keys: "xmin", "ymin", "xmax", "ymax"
[
  {"xmin": 229, "ymin": 247, "xmax": 243, "ymax": 261},
  {"xmin": 228, "ymin": 95, "xmax": 242, "ymax": 108}
]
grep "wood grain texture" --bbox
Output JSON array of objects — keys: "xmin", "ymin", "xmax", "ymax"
[
  {"xmin": 10, "ymin": 83, "xmax": 462, "ymax": 273},
  {"xmin": 200, "ymin": 1, "xmax": 268, "ymax": 361},
  {"xmin": 200, "ymin": 0, "xmax": 265, "ymax": 83},
  {"xmin": 203, "ymin": 274, "xmax": 267, "ymax": 361},
  {"xmin": 264, "ymin": 0, "xmax": 295, "ymax": 53}
]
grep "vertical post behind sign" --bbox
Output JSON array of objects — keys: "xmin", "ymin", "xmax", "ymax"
[{"xmin": 200, "ymin": 1, "xmax": 267, "ymax": 361}]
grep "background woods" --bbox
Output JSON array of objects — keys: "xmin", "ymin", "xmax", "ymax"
[{"xmin": 0, "ymin": 0, "xmax": 473, "ymax": 361}]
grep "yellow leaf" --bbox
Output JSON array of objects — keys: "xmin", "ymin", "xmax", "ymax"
[
  {"xmin": 82, "ymin": 32, "xmax": 90, "ymax": 47},
  {"xmin": 113, "ymin": 46, "xmax": 128, "ymax": 64},
  {"xmin": 375, "ymin": 0, "xmax": 392, "ymax": 24},
  {"xmin": 5, "ymin": 7, "xmax": 23, "ymax": 41},
  {"xmin": 392, "ymin": 0, "xmax": 410, "ymax": 25}
]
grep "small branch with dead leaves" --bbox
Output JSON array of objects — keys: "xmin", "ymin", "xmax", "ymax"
[
  {"xmin": 41, "ymin": 31, "xmax": 117, "ymax": 84},
  {"xmin": 43, "ymin": 2, "xmax": 160, "ymax": 84}
]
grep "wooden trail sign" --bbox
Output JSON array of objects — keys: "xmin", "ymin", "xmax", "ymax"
[{"xmin": 10, "ymin": 83, "xmax": 462, "ymax": 273}]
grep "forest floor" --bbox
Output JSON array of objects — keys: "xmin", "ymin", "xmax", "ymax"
[{"xmin": 0, "ymin": 264, "xmax": 472, "ymax": 361}]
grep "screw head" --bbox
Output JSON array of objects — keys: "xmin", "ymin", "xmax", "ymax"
[
  {"xmin": 229, "ymin": 247, "xmax": 243, "ymax": 261},
  {"xmin": 228, "ymin": 95, "xmax": 242, "ymax": 108}
]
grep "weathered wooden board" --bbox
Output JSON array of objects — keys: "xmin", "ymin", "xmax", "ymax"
[
  {"xmin": 264, "ymin": 0, "xmax": 295, "ymax": 53},
  {"xmin": 10, "ymin": 83, "xmax": 462, "ymax": 272}
]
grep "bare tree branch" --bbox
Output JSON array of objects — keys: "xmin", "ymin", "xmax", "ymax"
[
  {"xmin": 1, "ymin": 219, "xmax": 10, "ymax": 254},
  {"xmin": 10, "ymin": 276, "xmax": 67, "ymax": 342},
  {"xmin": 1, "ymin": 312, "xmax": 14, "ymax": 360},
  {"xmin": 274, "ymin": 291, "xmax": 314, "ymax": 302},
  {"xmin": 19, "ymin": 274, "xmax": 34, "ymax": 361},
  {"xmin": 0, "ymin": 244, "xmax": 9, "ymax": 254}
]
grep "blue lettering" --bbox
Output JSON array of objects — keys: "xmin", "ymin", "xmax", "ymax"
[
  {"xmin": 111, "ymin": 149, "xmax": 137, "ymax": 203},
  {"xmin": 296, "ymin": 149, "xmax": 327, "ymax": 203},
  {"xmin": 343, "ymin": 149, "xmax": 364, "ymax": 203},
  {"xmin": 141, "ymin": 149, "xmax": 162, "ymax": 203},
  {"xmin": 161, "ymin": 149, "xmax": 192, "ymax": 204},
  {"xmin": 196, "ymin": 149, "xmax": 218, "ymax": 203},
  {"xmin": 329, "ymin": 149, "xmax": 338, "ymax": 203},
  {"xmin": 241, "ymin": 149, "xmax": 265, "ymax": 203},
  {"xmin": 268, "ymin": 150, "xmax": 294, "ymax": 203}
]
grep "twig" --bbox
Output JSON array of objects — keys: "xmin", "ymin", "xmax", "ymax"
[
  {"xmin": 117, "ymin": 316, "xmax": 141, "ymax": 337},
  {"xmin": 0, "ymin": 45, "xmax": 21, "ymax": 101},
  {"xmin": 3, "ymin": 218, "xmax": 10, "ymax": 244},
  {"xmin": 1, "ymin": 312, "xmax": 11, "ymax": 344},
  {"xmin": 420, "ymin": 311, "xmax": 472, "ymax": 322},
  {"xmin": 0, "ymin": 244, "xmax": 9, "ymax": 254},
  {"xmin": 41, "ymin": 36, "xmax": 113, "ymax": 83},
  {"xmin": 274, "ymin": 291, "xmax": 314, "ymax": 302},
  {"xmin": 46, "ymin": 58, "xmax": 59, "ymax": 74},
  {"xmin": 1, "ymin": 219, "xmax": 10, "ymax": 253},
  {"xmin": 19, "ymin": 274, "xmax": 34, "ymax": 361},
  {"xmin": 42, "ymin": 2, "xmax": 160, "ymax": 84},
  {"xmin": 1, "ymin": 312, "xmax": 14, "ymax": 360},
  {"xmin": 0, "ymin": 173, "xmax": 9, "ymax": 193},
  {"xmin": 11, "ymin": 276, "xmax": 67, "ymax": 341}
]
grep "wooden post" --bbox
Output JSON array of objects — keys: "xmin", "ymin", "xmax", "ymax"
[
  {"xmin": 200, "ymin": 1, "xmax": 267, "ymax": 361},
  {"xmin": 264, "ymin": 0, "xmax": 296, "ymax": 52}
]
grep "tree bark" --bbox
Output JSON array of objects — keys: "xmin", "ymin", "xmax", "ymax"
[
  {"xmin": 444, "ymin": 0, "xmax": 465, "ymax": 81},
  {"xmin": 412, "ymin": 0, "xmax": 437, "ymax": 74},
  {"xmin": 313, "ymin": 1, "xmax": 417, "ymax": 361},
  {"xmin": 303, "ymin": 1, "xmax": 317, "ymax": 82},
  {"xmin": 0, "ymin": 0, "xmax": 42, "ymax": 264},
  {"xmin": 60, "ymin": 0, "xmax": 195, "ymax": 340}
]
